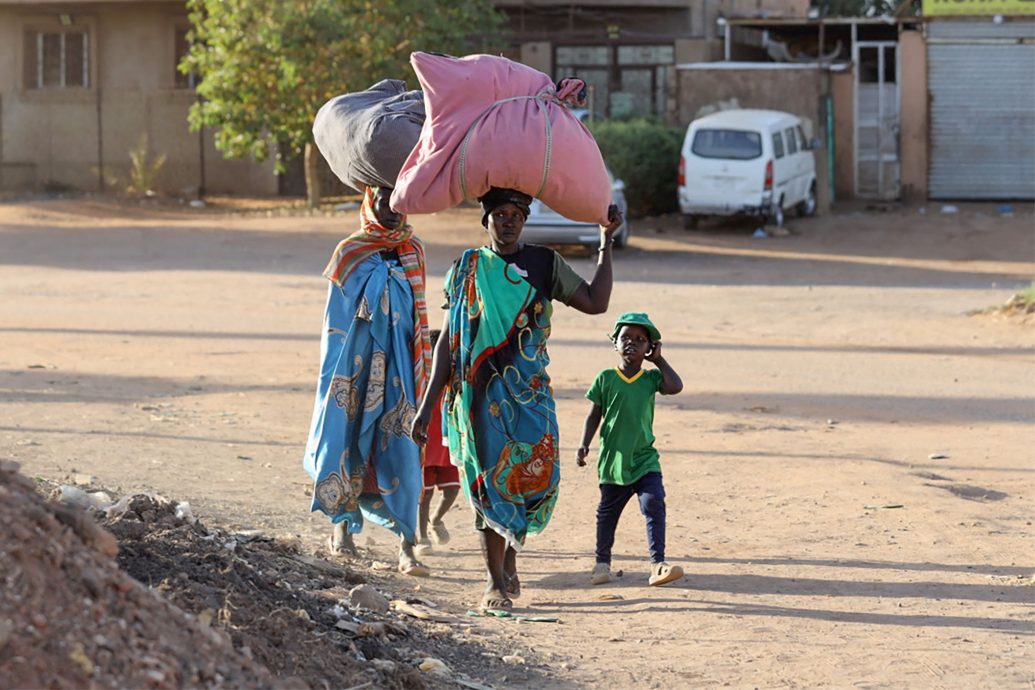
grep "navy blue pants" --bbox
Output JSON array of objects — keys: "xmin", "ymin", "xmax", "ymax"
[{"xmin": 595, "ymin": 471, "xmax": 666, "ymax": 565}]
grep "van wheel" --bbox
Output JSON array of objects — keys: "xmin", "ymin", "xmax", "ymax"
[
  {"xmin": 797, "ymin": 183, "xmax": 817, "ymax": 218},
  {"xmin": 682, "ymin": 214, "xmax": 698, "ymax": 230}
]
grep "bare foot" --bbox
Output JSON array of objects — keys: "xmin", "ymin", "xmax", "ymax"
[
  {"xmin": 431, "ymin": 520, "xmax": 450, "ymax": 545},
  {"xmin": 327, "ymin": 522, "xmax": 357, "ymax": 556}
]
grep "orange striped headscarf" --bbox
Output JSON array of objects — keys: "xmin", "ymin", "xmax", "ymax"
[{"xmin": 322, "ymin": 187, "xmax": 431, "ymax": 398}]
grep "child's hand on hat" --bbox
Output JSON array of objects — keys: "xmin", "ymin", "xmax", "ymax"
[
  {"xmin": 576, "ymin": 446, "xmax": 589, "ymax": 467},
  {"xmin": 645, "ymin": 341, "xmax": 663, "ymax": 363}
]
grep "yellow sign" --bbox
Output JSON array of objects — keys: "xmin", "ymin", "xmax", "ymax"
[{"xmin": 924, "ymin": 0, "xmax": 1035, "ymax": 16}]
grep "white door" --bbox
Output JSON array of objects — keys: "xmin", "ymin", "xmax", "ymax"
[
  {"xmin": 795, "ymin": 124, "xmax": 816, "ymax": 202},
  {"xmin": 782, "ymin": 124, "xmax": 809, "ymax": 205},
  {"xmin": 853, "ymin": 41, "xmax": 901, "ymax": 200},
  {"xmin": 770, "ymin": 129, "xmax": 794, "ymax": 208}
]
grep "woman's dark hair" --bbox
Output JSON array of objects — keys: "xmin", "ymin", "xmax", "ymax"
[{"xmin": 478, "ymin": 187, "xmax": 532, "ymax": 227}]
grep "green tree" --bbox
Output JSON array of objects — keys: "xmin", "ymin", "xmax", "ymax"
[{"xmin": 181, "ymin": 0, "xmax": 506, "ymax": 207}]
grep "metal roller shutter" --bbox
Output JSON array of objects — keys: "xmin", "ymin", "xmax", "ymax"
[{"xmin": 927, "ymin": 21, "xmax": 1035, "ymax": 200}]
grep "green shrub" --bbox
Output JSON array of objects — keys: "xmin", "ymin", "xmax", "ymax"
[
  {"xmin": 588, "ymin": 118, "xmax": 683, "ymax": 218},
  {"xmin": 126, "ymin": 134, "xmax": 166, "ymax": 196}
]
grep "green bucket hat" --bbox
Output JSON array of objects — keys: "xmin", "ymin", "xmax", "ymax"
[{"xmin": 609, "ymin": 312, "xmax": 661, "ymax": 343}]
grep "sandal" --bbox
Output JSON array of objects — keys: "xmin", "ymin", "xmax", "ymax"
[
  {"xmin": 505, "ymin": 573, "xmax": 521, "ymax": 599},
  {"xmin": 479, "ymin": 591, "xmax": 513, "ymax": 613},
  {"xmin": 431, "ymin": 521, "xmax": 451, "ymax": 545},
  {"xmin": 414, "ymin": 539, "xmax": 434, "ymax": 556},
  {"xmin": 398, "ymin": 557, "xmax": 430, "ymax": 578},
  {"xmin": 327, "ymin": 525, "xmax": 357, "ymax": 556},
  {"xmin": 648, "ymin": 561, "xmax": 684, "ymax": 587}
]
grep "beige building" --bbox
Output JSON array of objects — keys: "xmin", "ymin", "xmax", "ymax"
[
  {"xmin": 0, "ymin": 0, "xmax": 276, "ymax": 195},
  {"xmin": 498, "ymin": 0, "xmax": 809, "ymax": 120}
]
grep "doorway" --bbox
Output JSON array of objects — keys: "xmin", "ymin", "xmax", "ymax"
[{"xmin": 853, "ymin": 41, "xmax": 900, "ymax": 200}]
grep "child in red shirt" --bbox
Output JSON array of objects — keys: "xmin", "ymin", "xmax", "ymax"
[{"xmin": 416, "ymin": 330, "xmax": 461, "ymax": 554}]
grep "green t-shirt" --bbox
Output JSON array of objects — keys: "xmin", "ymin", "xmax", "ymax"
[{"xmin": 586, "ymin": 367, "xmax": 664, "ymax": 485}]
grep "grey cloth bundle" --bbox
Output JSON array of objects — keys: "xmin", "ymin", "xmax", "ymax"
[{"xmin": 313, "ymin": 79, "xmax": 425, "ymax": 191}]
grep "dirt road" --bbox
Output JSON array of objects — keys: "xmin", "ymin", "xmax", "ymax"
[{"xmin": 1, "ymin": 198, "xmax": 1032, "ymax": 689}]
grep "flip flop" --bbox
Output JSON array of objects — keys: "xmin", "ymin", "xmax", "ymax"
[
  {"xmin": 479, "ymin": 591, "xmax": 513, "ymax": 613},
  {"xmin": 398, "ymin": 559, "xmax": 430, "ymax": 577},
  {"xmin": 414, "ymin": 540, "xmax": 434, "ymax": 556},
  {"xmin": 505, "ymin": 573, "xmax": 521, "ymax": 599},
  {"xmin": 327, "ymin": 529, "xmax": 357, "ymax": 556}
]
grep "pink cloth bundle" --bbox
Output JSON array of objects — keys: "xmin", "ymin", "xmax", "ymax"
[{"xmin": 390, "ymin": 52, "xmax": 612, "ymax": 225}]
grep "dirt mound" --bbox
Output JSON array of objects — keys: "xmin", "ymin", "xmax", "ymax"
[
  {"xmin": 0, "ymin": 460, "xmax": 275, "ymax": 689},
  {"xmin": 1, "ymin": 462, "xmax": 526, "ymax": 690},
  {"xmin": 102, "ymin": 493, "xmax": 422, "ymax": 689}
]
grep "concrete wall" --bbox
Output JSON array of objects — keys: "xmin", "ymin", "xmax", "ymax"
[
  {"xmin": 719, "ymin": 0, "xmax": 810, "ymax": 19},
  {"xmin": 831, "ymin": 69, "xmax": 854, "ymax": 201},
  {"xmin": 520, "ymin": 42, "xmax": 552, "ymax": 75},
  {"xmin": 675, "ymin": 38, "xmax": 723, "ymax": 64},
  {"xmin": 675, "ymin": 66, "xmax": 824, "ymax": 129},
  {"xmin": 0, "ymin": 2, "xmax": 276, "ymax": 195},
  {"xmin": 898, "ymin": 28, "xmax": 927, "ymax": 202},
  {"xmin": 501, "ymin": 5, "xmax": 696, "ymax": 41}
]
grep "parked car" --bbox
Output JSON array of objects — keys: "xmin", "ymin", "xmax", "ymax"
[
  {"xmin": 523, "ymin": 170, "xmax": 631, "ymax": 249},
  {"xmin": 678, "ymin": 109, "xmax": 817, "ymax": 228}
]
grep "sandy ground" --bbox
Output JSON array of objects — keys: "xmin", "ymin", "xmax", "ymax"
[{"xmin": 1, "ymin": 197, "xmax": 1033, "ymax": 689}]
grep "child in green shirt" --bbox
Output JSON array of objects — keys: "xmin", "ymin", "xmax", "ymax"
[{"xmin": 577, "ymin": 312, "xmax": 684, "ymax": 586}]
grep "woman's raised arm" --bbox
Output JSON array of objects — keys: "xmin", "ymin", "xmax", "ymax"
[{"xmin": 567, "ymin": 204, "xmax": 624, "ymax": 315}]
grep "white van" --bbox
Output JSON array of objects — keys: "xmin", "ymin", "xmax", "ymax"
[{"xmin": 678, "ymin": 109, "xmax": 817, "ymax": 228}]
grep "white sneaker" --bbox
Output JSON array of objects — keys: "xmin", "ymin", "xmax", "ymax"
[
  {"xmin": 591, "ymin": 562, "xmax": 612, "ymax": 585},
  {"xmin": 648, "ymin": 561, "xmax": 684, "ymax": 586}
]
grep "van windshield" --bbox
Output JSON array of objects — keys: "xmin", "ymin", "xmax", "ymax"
[{"xmin": 691, "ymin": 129, "xmax": 763, "ymax": 160}]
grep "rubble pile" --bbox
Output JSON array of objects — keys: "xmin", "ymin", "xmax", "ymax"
[
  {"xmin": 0, "ymin": 460, "xmax": 275, "ymax": 689},
  {"xmin": 0, "ymin": 461, "xmax": 518, "ymax": 689}
]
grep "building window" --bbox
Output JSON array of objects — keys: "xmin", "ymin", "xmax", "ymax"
[
  {"xmin": 25, "ymin": 30, "xmax": 90, "ymax": 88},
  {"xmin": 555, "ymin": 44, "xmax": 674, "ymax": 120},
  {"xmin": 174, "ymin": 26, "xmax": 199, "ymax": 89}
]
